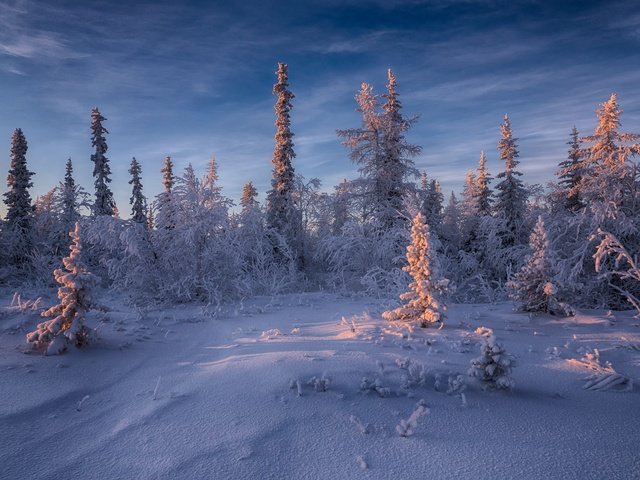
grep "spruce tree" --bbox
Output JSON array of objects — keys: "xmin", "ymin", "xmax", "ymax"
[
  {"xmin": 60, "ymin": 158, "xmax": 81, "ymax": 226},
  {"xmin": 203, "ymin": 155, "xmax": 224, "ymax": 211},
  {"xmin": 155, "ymin": 156, "xmax": 175, "ymax": 230},
  {"xmin": 161, "ymin": 155, "xmax": 174, "ymax": 194},
  {"xmin": 265, "ymin": 62, "xmax": 302, "ymax": 263},
  {"xmin": 128, "ymin": 157, "xmax": 147, "ymax": 225},
  {"xmin": 461, "ymin": 169, "xmax": 478, "ymax": 214},
  {"xmin": 146, "ymin": 206, "xmax": 154, "ymax": 230},
  {"xmin": 507, "ymin": 216, "xmax": 572, "ymax": 315},
  {"xmin": 424, "ymin": 179, "xmax": 444, "ymax": 234},
  {"xmin": 378, "ymin": 69, "xmax": 420, "ymax": 229},
  {"xmin": 577, "ymin": 93, "xmax": 640, "ymax": 211},
  {"xmin": 383, "ymin": 212, "xmax": 448, "ymax": 328},
  {"xmin": 3, "ymin": 128, "xmax": 34, "ymax": 266},
  {"xmin": 332, "ymin": 179, "xmax": 350, "ymax": 235},
  {"xmin": 474, "ymin": 151, "xmax": 492, "ymax": 216},
  {"xmin": 27, "ymin": 222, "xmax": 97, "ymax": 354},
  {"xmin": 339, "ymin": 71, "xmax": 419, "ymax": 231},
  {"xmin": 441, "ymin": 191, "xmax": 461, "ymax": 251},
  {"xmin": 240, "ymin": 180, "xmax": 258, "ymax": 217},
  {"xmin": 468, "ymin": 328, "xmax": 515, "ymax": 390},
  {"xmin": 557, "ymin": 127, "xmax": 583, "ymax": 211},
  {"xmin": 90, "ymin": 108, "xmax": 116, "ymax": 216},
  {"xmin": 494, "ymin": 115, "xmax": 528, "ymax": 246}
]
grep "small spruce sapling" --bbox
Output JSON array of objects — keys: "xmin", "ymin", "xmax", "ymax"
[
  {"xmin": 26, "ymin": 222, "xmax": 97, "ymax": 355},
  {"xmin": 468, "ymin": 327, "xmax": 515, "ymax": 390},
  {"xmin": 383, "ymin": 212, "xmax": 448, "ymax": 328}
]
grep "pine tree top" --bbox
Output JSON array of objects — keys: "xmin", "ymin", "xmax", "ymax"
[
  {"xmin": 497, "ymin": 114, "xmax": 520, "ymax": 177},
  {"xmin": 64, "ymin": 158, "xmax": 75, "ymax": 189},
  {"xmin": 161, "ymin": 156, "xmax": 174, "ymax": 193}
]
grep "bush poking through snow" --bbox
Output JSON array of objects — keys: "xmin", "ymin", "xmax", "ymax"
[
  {"xmin": 26, "ymin": 222, "xmax": 98, "ymax": 355},
  {"xmin": 9, "ymin": 293, "xmax": 42, "ymax": 313},
  {"xmin": 360, "ymin": 376, "xmax": 391, "ymax": 397},
  {"xmin": 396, "ymin": 399, "xmax": 429, "ymax": 437},
  {"xmin": 289, "ymin": 379, "xmax": 303, "ymax": 397},
  {"xmin": 446, "ymin": 374, "xmax": 467, "ymax": 395},
  {"xmin": 468, "ymin": 327, "xmax": 515, "ymax": 390},
  {"xmin": 349, "ymin": 415, "xmax": 371, "ymax": 434},
  {"xmin": 399, "ymin": 361, "xmax": 429, "ymax": 391},
  {"xmin": 383, "ymin": 212, "xmax": 448, "ymax": 328},
  {"xmin": 308, "ymin": 373, "xmax": 330, "ymax": 392}
]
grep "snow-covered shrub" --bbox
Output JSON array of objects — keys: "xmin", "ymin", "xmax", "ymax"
[
  {"xmin": 446, "ymin": 374, "xmax": 467, "ymax": 395},
  {"xmin": 308, "ymin": 373, "xmax": 330, "ymax": 392},
  {"xmin": 468, "ymin": 327, "xmax": 515, "ymax": 390},
  {"xmin": 396, "ymin": 399, "xmax": 429, "ymax": 437},
  {"xmin": 383, "ymin": 212, "xmax": 449, "ymax": 328},
  {"xmin": 289, "ymin": 378, "xmax": 303, "ymax": 397},
  {"xmin": 508, "ymin": 216, "xmax": 574, "ymax": 316},
  {"xmin": 593, "ymin": 229, "xmax": 640, "ymax": 315},
  {"xmin": 26, "ymin": 222, "xmax": 97, "ymax": 355},
  {"xmin": 360, "ymin": 376, "xmax": 391, "ymax": 397},
  {"xmin": 317, "ymin": 220, "xmax": 408, "ymax": 294},
  {"xmin": 398, "ymin": 360, "xmax": 429, "ymax": 391}
]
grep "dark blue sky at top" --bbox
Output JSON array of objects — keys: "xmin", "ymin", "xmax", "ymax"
[{"xmin": 0, "ymin": 0, "xmax": 639, "ymax": 216}]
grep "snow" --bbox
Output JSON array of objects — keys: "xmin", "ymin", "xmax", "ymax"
[{"xmin": 1, "ymin": 292, "xmax": 639, "ymax": 479}]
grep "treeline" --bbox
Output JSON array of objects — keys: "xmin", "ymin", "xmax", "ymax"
[{"xmin": 2, "ymin": 63, "xmax": 639, "ymax": 309}]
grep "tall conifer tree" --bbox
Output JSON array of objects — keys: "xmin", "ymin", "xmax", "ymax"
[
  {"xmin": 266, "ymin": 62, "xmax": 302, "ymax": 262},
  {"xmin": 90, "ymin": 108, "xmax": 116, "ymax": 216},
  {"xmin": 128, "ymin": 157, "xmax": 147, "ymax": 225},
  {"xmin": 3, "ymin": 128, "xmax": 34, "ymax": 266},
  {"xmin": 494, "ymin": 115, "xmax": 528, "ymax": 246}
]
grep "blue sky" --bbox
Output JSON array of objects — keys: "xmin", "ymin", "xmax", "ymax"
[{"xmin": 0, "ymin": 0, "xmax": 639, "ymax": 217}]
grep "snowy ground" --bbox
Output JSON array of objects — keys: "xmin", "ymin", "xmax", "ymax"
[{"xmin": 1, "ymin": 291, "xmax": 639, "ymax": 479}]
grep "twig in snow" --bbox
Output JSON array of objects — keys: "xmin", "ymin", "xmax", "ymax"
[
  {"xmin": 76, "ymin": 395, "xmax": 90, "ymax": 411},
  {"xmin": 153, "ymin": 376, "xmax": 161, "ymax": 400}
]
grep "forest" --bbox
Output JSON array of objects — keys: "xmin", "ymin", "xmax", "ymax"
[{"xmin": 2, "ymin": 61, "xmax": 640, "ymax": 479}]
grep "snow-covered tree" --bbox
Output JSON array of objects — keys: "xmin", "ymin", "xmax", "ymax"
[
  {"xmin": 383, "ymin": 212, "xmax": 448, "ymax": 328},
  {"xmin": 424, "ymin": 179, "xmax": 444, "ymax": 235},
  {"xmin": 576, "ymin": 93, "xmax": 640, "ymax": 214},
  {"xmin": 418, "ymin": 171, "xmax": 429, "ymax": 218},
  {"xmin": 146, "ymin": 206, "xmax": 154, "ymax": 230},
  {"xmin": 202, "ymin": 155, "xmax": 228, "ymax": 214},
  {"xmin": 128, "ymin": 157, "xmax": 147, "ymax": 225},
  {"xmin": 266, "ymin": 62, "xmax": 302, "ymax": 265},
  {"xmin": 494, "ymin": 115, "xmax": 528, "ymax": 246},
  {"xmin": 155, "ymin": 156, "xmax": 176, "ymax": 230},
  {"xmin": 338, "ymin": 70, "xmax": 419, "ymax": 231},
  {"xmin": 468, "ymin": 327, "xmax": 515, "ymax": 390},
  {"xmin": 90, "ymin": 108, "xmax": 116, "ymax": 216},
  {"xmin": 26, "ymin": 222, "xmax": 97, "ymax": 354},
  {"xmin": 557, "ymin": 127, "xmax": 584, "ymax": 211},
  {"xmin": 461, "ymin": 169, "xmax": 477, "ymax": 214},
  {"xmin": 553, "ymin": 94, "xmax": 640, "ymax": 308},
  {"xmin": 378, "ymin": 69, "xmax": 420, "ymax": 229},
  {"xmin": 3, "ymin": 128, "xmax": 34, "ymax": 268},
  {"xmin": 507, "ymin": 216, "xmax": 573, "ymax": 315},
  {"xmin": 240, "ymin": 180, "xmax": 259, "ymax": 218},
  {"xmin": 440, "ymin": 191, "xmax": 461, "ymax": 253},
  {"xmin": 31, "ymin": 187, "xmax": 66, "ymax": 270},
  {"xmin": 161, "ymin": 155, "xmax": 174, "ymax": 193},
  {"xmin": 59, "ymin": 158, "xmax": 83, "ymax": 227},
  {"xmin": 474, "ymin": 151, "xmax": 492, "ymax": 216},
  {"xmin": 332, "ymin": 178, "xmax": 350, "ymax": 235},
  {"xmin": 594, "ymin": 228, "xmax": 640, "ymax": 315}
]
